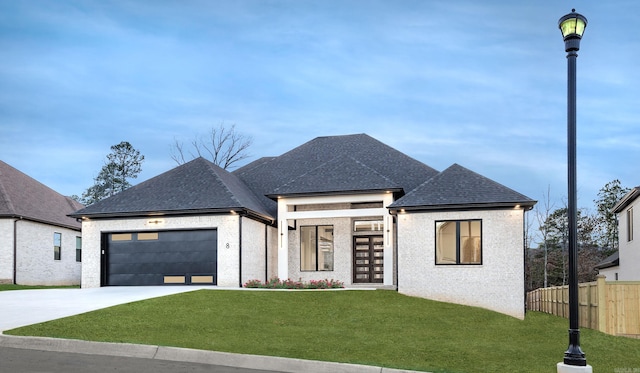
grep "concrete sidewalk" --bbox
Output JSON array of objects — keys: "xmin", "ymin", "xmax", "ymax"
[{"xmin": 0, "ymin": 287, "xmax": 429, "ymax": 373}]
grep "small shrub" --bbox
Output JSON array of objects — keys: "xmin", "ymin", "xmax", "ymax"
[{"xmin": 243, "ymin": 278, "xmax": 344, "ymax": 289}]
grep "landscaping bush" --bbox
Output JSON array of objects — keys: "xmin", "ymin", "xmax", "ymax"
[{"xmin": 243, "ymin": 278, "xmax": 344, "ymax": 289}]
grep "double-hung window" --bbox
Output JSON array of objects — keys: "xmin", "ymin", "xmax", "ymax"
[
  {"xmin": 53, "ymin": 232, "xmax": 62, "ymax": 260},
  {"xmin": 300, "ymin": 225, "xmax": 334, "ymax": 271},
  {"xmin": 435, "ymin": 220, "xmax": 482, "ymax": 265}
]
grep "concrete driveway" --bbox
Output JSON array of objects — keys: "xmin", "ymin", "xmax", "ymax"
[{"xmin": 0, "ymin": 286, "xmax": 213, "ymax": 331}]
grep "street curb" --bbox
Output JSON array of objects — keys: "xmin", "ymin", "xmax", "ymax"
[{"xmin": 0, "ymin": 334, "xmax": 429, "ymax": 373}]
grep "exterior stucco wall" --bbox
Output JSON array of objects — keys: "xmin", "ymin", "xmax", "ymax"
[
  {"xmin": 81, "ymin": 214, "xmax": 241, "ymax": 288},
  {"xmin": 396, "ymin": 208, "xmax": 526, "ymax": 319},
  {"xmin": 13, "ymin": 220, "xmax": 81, "ymax": 286},
  {"xmin": 0, "ymin": 219, "xmax": 15, "ymax": 283},
  {"xmin": 241, "ymin": 217, "xmax": 267, "ymax": 284},
  {"xmin": 288, "ymin": 217, "xmax": 353, "ymax": 284},
  {"xmin": 617, "ymin": 197, "xmax": 640, "ymax": 281}
]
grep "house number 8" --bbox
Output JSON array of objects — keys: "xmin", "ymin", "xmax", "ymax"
[{"xmin": 226, "ymin": 243, "xmax": 230, "ymax": 249}]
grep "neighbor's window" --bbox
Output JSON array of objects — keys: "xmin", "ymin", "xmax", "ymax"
[
  {"xmin": 75, "ymin": 236, "xmax": 82, "ymax": 262},
  {"xmin": 300, "ymin": 225, "xmax": 334, "ymax": 271},
  {"xmin": 54, "ymin": 232, "xmax": 62, "ymax": 260},
  {"xmin": 628, "ymin": 208, "xmax": 634, "ymax": 242},
  {"xmin": 435, "ymin": 220, "xmax": 482, "ymax": 265},
  {"xmin": 354, "ymin": 220, "xmax": 384, "ymax": 232}
]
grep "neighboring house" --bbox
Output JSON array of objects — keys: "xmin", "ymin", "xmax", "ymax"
[
  {"xmin": 0, "ymin": 161, "xmax": 83, "ymax": 285},
  {"xmin": 71, "ymin": 134, "xmax": 535, "ymax": 318},
  {"xmin": 599, "ymin": 186, "xmax": 640, "ymax": 281}
]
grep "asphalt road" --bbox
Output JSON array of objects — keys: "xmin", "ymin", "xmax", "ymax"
[{"xmin": 0, "ymin": 346, "xmax": 285, "ymax": 373}]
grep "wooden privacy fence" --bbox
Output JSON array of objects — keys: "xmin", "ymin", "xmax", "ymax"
[{"xmin": 527, "ymin": 275, "xmax": 640, "ymax": 338}]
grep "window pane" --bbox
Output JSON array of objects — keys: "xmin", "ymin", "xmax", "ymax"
[
  {"xmin": 300, "ymin": 226, "xmax": 316, "ymax": 271},
  {"xmin": 460, "ymin": 220, "xmax": 481, "ymax": 264},
  {"xmin": 354, "ymin": 220, "xmax": 384, "ymax": 232},
  {"xmin": 436, "ymin": 222, "xmax": 456, "ymax": 264},
  {"xmin": 76, "ymin": 236, "xmax": 82, "ymax": 262},
  {"xmin": 54, "ymin": 233, "xmax": 61, "ymax": 260},
  {"xmin": 318, "ymin": 226, "xmax": 334, "ymax": 271}
]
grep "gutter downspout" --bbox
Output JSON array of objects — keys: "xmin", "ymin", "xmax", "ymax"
[
  {"xmin": 264, "ymin": 224, "xmax": 268, "ymax": 282},
  {"xmin": 13, "ymin": 217, "xmax": 20, "ymax": 284},
  {"xmin": 238, "ymin": 214, "xmax": 243, "ymax": 288}
]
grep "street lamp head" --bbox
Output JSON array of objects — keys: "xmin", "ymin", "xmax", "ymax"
[{"xmin": 559, "ymin": 9, "xmax": 588, "ymax": 52}]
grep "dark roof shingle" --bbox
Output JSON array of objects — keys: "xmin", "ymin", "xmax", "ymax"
[
  {"xmin": 72, "ymin": 158, "xmax": 273, "ymax": 220},
  {"xmin": 235, "ymin": 134, "xmax": 438, "ymax": 198},
  {"xmin": 389, "ymin": 163, "xmax": 535, "ymax": 210},
  {"xmin": 0, "ymin": 161, "xmax": 83, "ymax": 230}
]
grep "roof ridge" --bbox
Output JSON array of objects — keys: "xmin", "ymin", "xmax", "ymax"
[{"xmin": 200, "ymin": 158, "xmax": 243, "ymax": 207}]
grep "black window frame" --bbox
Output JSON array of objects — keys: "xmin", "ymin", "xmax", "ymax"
[
  {"xmin": 435, "ymin": 219, "xmax": 483, "ymax": 265},
  {"xmin": 53, "ymin": 232, "xmax": 62, "ymax": 261},
  {"xmin": 75, "ymin": 236, "xmax": 82, "ymax": 262},
  {"xmin": 300, "ymin": 225, "xmax": 334, "ymax": 272}
]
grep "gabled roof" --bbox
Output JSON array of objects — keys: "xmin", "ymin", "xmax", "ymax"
[
  {"xmin": 389, "ymin": 163, "xmax": 536, "ymax": 211},
  {"xmin": 612, "ymin": 187, "xmax": 640, "ymax": 214},
  {"xmin": 595, "ymin": 251, "xmax": 619, "ymax": 270},
  {"xmin": 71, "ymin": 157, "xmax": 273, "ymax": 221},
  {"xmin": 234, "ymin": 134, "xmax": 438, "ymax": 199},
  {"xmin": 0, "ymin": 160, "xmax": 83, "ymax": 230}
]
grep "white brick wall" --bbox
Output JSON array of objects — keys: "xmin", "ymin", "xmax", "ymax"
[
  {"xmin": 397, "ymin": 208, "xmax": 526, "ymax": 319},
  {"xmin": 0, "ymin": 219, "xmax": 15, "ymax": 283},
  {"xmin": 241, "ymin": 217, "xmax": 267, "ymax": 284},
  {"xmin": 288, "ymin": 217, "xmax": 353, "ymax": 284},
  {"xmin": 81, "ymin": 215, "xmax": 242, "ymax": 288},
  {"xmin": 5, "ymin": 219, "xmax": 81, "ymax": 286}
]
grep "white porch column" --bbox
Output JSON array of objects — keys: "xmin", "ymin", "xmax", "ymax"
[
  {"xmin": 383, "ymin": 193, "xmax": 394, "ymax": 286},
  {"xmin": 277, "ymin": 199, "xmax": 289, "ymax": 280}
]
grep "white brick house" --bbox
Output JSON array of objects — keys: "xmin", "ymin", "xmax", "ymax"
[
  {"xmin": 0, "ymin": 161, "xmax": 83, "ymax": 285},
  {"xmin": 71, "ymin": 134, "xmax": 535, "ymax": 318}
]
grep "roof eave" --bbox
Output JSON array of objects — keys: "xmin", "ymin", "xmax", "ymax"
[
  {"xmin": 1, "ymin": 213, "xmax": 81, "ymax": 231},
  {"xmin": 266, "ymin": 188, "xmax": 403, "ymax": 200},
  {"xmin": 70, "ymin": 207, "xmax": 275, "ymax": 224},
  {"xmin": 388, "ymin": 201, "xmax": 536, "ymax": 213},
  {"xmin": 612, "ymin": 187, "xmax": 640, "ymax": 213}
]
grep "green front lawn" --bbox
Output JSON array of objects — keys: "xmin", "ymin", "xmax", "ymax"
[{"xmin": 5, "ymin": 290, "xmax": 639, "ymax": 373}]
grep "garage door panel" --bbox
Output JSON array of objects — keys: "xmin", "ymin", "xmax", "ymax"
[{"xmin": 105, "ymin": 229, "xmax": 217, "ymax": 286}]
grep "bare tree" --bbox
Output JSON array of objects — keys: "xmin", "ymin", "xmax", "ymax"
[
  {"xmin": 535, "ymin": 186, "xmax": 555, "ymax": 288},
  {"xmin": 170, "ymin": 123, "xmax": 252, "ymax": 169}
]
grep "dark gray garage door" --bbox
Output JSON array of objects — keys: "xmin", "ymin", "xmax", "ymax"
[{"xmin": 104, "ymin": 229, "xmax": 217, "ymax": 286}]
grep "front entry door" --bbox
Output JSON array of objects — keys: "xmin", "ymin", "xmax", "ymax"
[{"xmin": 353, "ymin": 235, "xmax": 384, "ymax": 283}]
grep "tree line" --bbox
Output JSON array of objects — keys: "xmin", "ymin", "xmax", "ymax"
[
  {"xmin": 526, "ymin": 180, "xmax": 630, "ymax": 291},
  {"xmin": 71, "ymin": 124, "xmax": 252, "ymax": 206}
]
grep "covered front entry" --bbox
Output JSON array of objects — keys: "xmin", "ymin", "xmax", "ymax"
[
  {"xmin": 353, "ymin": 235, "xmax": 384, "ymax": 283},
  {"xmin": 102, "ymin": 229, "xmax": 217, "ymax": 286}
]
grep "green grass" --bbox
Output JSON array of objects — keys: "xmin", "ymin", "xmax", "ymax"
[
  {"xmin": 5, "ymin": 290, "xmax": 640, "ymax": 373},
  {"xmin": 0, "ymin": 284, "xmax": 79, "ymax": 291}
]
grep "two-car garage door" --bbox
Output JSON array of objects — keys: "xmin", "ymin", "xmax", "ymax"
[{"xmin": 103, "ymin": 229, "xmax": 217, "ymax": 286}]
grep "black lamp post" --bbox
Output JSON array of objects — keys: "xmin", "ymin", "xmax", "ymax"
[{"xmin": 558, "ymin": 9, "xmax": 587, "ymax": 367}]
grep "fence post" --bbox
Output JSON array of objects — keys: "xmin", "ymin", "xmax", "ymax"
[{"xmin": 597, "ymin": 275, "xmax": 606, "ymax": 333}]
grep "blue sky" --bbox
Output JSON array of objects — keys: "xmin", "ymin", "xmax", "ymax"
[{"xmin": 1, "ymin": 0, "xmax": 639, "ymax": 215}]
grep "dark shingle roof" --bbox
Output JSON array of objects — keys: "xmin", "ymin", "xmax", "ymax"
[
  {"xmin": 389, "ymin": 163, "xmax": 536, "ymax": 210},
  {"xmin": 595, "ymin": 251, "xmax": 619, "ymax": 270},
  {"xmin": 71, "ymin": 157, "xmax": 273, "ymax": 221},
  {"xmin": 234, "ymin": 134, "xmax": 438, "ymax": 199},
  {"xmin": 0, "ymin": 161, "xmax": 83, "ymax": 230}
]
